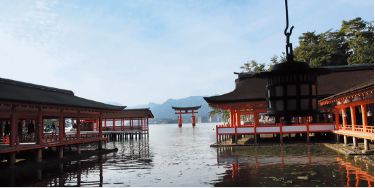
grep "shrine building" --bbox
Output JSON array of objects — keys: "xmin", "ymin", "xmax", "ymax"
[{"xmin": 204, "ymin": 64, "xmax": 374, "ymax": 151}]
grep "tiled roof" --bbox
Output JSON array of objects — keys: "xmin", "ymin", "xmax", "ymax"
[
  {"xmin": 204, "ymin": 64, "xmax": 374, "ymax": 104},
  {"xmin": 0, "ymin": 77, "xmax": 126, "ymax": 111},
  {"xmin": 320, "ymin": 80, "xmax": 374, "ymax": 101},
  {"xmin": 102, "ymin": 108, "xmax": 154, "ymax": 119}
]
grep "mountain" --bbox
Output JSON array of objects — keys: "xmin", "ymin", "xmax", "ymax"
[
  {"xmin": 105, "ymin": 102, "xmax": 124, "ymax": 106},
  {"xmin": 128, "ymin": 96, "xmax": 212, "ymax": 118}
]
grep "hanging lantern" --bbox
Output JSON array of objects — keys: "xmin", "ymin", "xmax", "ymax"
[
  {"xmin": 255, "ymin": 0, "xmax": 330, "ymax": 122},
  {"xmin": 327, "ymin": 114, "xmax": 332, "ymax": 119},
  {"xmin": 367, "ymin": 110, "xmax": 373, "ymax": 117}
]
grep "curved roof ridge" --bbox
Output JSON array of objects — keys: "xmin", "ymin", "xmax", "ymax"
[
  {"xmin": 171, "ymin": 105, "xmax": 202, "ymax": 109},
  {"xmin": 123, "ymin": 108, "xmax": 150, "ymax": 111},
  {"xmin": 0, "ymin": 77, "xmax": 74, "ymax": 95}
]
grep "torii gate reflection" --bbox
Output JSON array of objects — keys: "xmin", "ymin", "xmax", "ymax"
[{"xmin": 172, "ymin": 106, "xmax": 201, "ymax": 127}]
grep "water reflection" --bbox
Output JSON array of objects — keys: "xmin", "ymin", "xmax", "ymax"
[
  {"xmin": 215, "ymin": 146, "xmax": 374, "ymax": 187},
  {"xmin": 0, "ymin": 123, "xmax": 373, "ymax": 187}
]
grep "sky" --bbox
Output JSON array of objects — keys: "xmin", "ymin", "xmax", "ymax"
[{"xmin": 0, "ymin": 0, "xmax": 373, "ymax": 107}]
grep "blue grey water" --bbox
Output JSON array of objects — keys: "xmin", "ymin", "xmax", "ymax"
[{"xmin": 1, "ymin": 122, "xmax": 374, "ymax": 186}]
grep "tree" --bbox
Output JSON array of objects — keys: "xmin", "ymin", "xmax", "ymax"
[
  {"xmin": 240, "ymin": 60, "xmax": 266, "ymax": 72},
  {"xmin": 293, "ymin": 17, "xmax": 373, "ymax": 67},
  {"xmin": 208, "ymin": 108, "xmax": 230, "ymax": 124},
  {"xmin": 340, "ymin": 17, "xmax": 374, "ymax": 65}
]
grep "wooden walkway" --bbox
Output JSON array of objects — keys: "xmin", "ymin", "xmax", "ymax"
[{"xmin": 332, "ymin": 130, "xmax": 374, "ymax": 140}]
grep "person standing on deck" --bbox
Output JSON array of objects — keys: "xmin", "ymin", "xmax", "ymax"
[
  {"xmin": 27, "ymin": 120, "xmax": 35, "ymax": 136},
  {"xmin": 51, "ymin": 122, "xmax": 56, "ymax": 133},
  {"xmin": 4, "ymin": 121, "xmax": 10, "ymax": 136}
]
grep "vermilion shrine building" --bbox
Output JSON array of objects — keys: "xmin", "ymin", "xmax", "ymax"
[
  {"xmin": 204, "ymin": 64, "xmax": 374, "ymax": 151},
  {"xmin": 0, "ymin": 78, "xmax": 153, "ymax": 166}
]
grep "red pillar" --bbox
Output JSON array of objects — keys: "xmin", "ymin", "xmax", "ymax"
[
  {"xmin": 334, "ymin": 108, "xmax": 339, "ymax": 130},
  {"xmin": 254, "ymin": 112, "xmax": 259, "ymax": 144},
  {"xmin": 192, "ymin": 110, "xmax": 196, "ymax": 126},
  {"xmin": 59, "ymin": 110, "xmax": 64, "ymax": 142},
  {"xmin": 113, "ymin": 119, "xmax": 115, "ymax": 131},
  {"xmin": 99, "ymin": 116, "xmax": 102, "ymax": 137},
  {"xmin": 361, "ymin": 104, "xmax": 368, "ymax": 132},
  {"xmin": 37, "ymin": 109, "xmax": 43, "ymax": 144},
  {"xmin": 178, "ymin": 110, "xmax": 182, "ymax": 126},
  {"xmin": 0, "ymin": 121, "xmax": 3, "ymax": 137},
  {"xmin": 342, "ymin": 108, "xmax": 347, "ymax": 126},
  {"xmin": 104, "ymin": 119, "xmax": 107, "ymax": 130},
  {"xmin": 77, "ymin": 117, "xmax": 81, "ymax": 140},
  {"xmin": 233, "ymin": 110, "xmax": 238, "ymax": 143},
  {"xmin": 350, "ymin": 106, "xmax": 356, "ymax": 131},
  {"xmin": 10, "ymin": 113, "xmax": 17, "ymax": 147}
]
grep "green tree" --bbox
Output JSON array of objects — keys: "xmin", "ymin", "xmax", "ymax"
[
  {"xmin": 240, "ymin": 60, "xmax": 266, "ymax": 72},
  {"xmin": 209, "ymin": 108, "xmax": 230, "ymax": 124},
  {"xmin": 340, "ymin": 17, "xmax": 374, "ymax": 64},
  {"xmin": 294, "ymin": 17, "xmax": 373, "ymax": 67}
]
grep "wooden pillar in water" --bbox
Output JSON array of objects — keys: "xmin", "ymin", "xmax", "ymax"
[{"xmin": 59, "ymin": 146, "xmax": 64, "ymax": 158}]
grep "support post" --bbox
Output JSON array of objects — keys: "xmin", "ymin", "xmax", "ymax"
[
  {"xmin": 364, "ymin": 139, "xmax": 370, "ymax": 151},
  {"xmin": 77, "ymin": 116, "xmax": 81, "ymax": 140},
  {"xmin": 352, "ymin": 137, "xmax": 359, "ymax": 149},
  {"xmin": 306, "ymin": 120, "xmax": 310, "ymax": 143},
  {"xmin": 361, "ymin": 104, "xmax": 368, "ymax": 132},
  {"xmin": 233, "ymin": 110, "xmax": 238, "ymax": 144},
  {"xmin": 343, "ymin": 135, "xmax": 348, "ymax": 146},
  {"xmin": 0, "ymin": 121, "xmax": 3, "ymax": 137},
  {"xmin": 279, "ymin": 123, "xmax": 283, "ymax": 144},
  {"xmin": 98, "ymin": 115, "xmax": 103, "ymax": 150},
  {"xmin": 59, "ymin": 146, "xmax": 64, "ymax": 158},
  {"xmin": 35, "ymin": 148, "xmax": 42, "ymax": 162},
  {"xmin": 8, "ymin": 152, "xmax": 15, "ymax": 167},
  {"xmin": 254, "ymin": 112, "xmax": 259, "ymax": 144},
  {"xmin": 342, "ymin": 108, "xmax": 347, "ymax": 127},
  {"xmin": 334, "ymin": 108, "xmax": 339, "ymax": 130},
  {"xmin": 59, "ymin": 109, "xmax": 64, "ymax": 142},
  {"xmin": 350, "ymin": 106, "xmax": 356, "ymax": 131},
  {"xmin": 216, "ymin": 125, "xmax": 218, "ymax": 144},
  {"xmin": 10, "ymin": 113, "xmax": 17, "ymax": 147},
  {"xmin": 77, "ymin": 144, "xmax": 81, "ymax": 154},
  {"xmin": 192, "ymin": 110, "xmax": 196, "ymax": 126},
  {"xmin": 37, "ymin": 108, "xmax": 43, "ymax": 144},
  {"xmin": 113, "ymin": 119, "xmax": 115, "ymax": 131}
]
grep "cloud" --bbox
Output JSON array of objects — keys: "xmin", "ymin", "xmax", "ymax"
[{"xmin": 0, "ymin": 0, "xmax": 373, "ymax": 106}]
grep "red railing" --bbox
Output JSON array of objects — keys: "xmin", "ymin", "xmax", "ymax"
[
  {"xmin": 338, "ymin": 124, "xmax": 374, "ymax": 134},
  {"xmin": 42, "ymin": 133, "xmax": 101, "ymax": 144},
  {"xmin": 0, "ymin": 136, "xmax": 10, "ymax": 144}
]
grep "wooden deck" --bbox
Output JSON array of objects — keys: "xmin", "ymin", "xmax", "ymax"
[
  {"xmin": 0, "ymin": 132, "xmax": 106, "ymax": 154},
  {"xmin": 332, "ymin": 130, "xmax": 374, "ymax": 140}
]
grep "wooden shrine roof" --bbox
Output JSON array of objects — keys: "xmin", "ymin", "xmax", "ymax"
[
  {"xmin": 0, "ymin": 77, "xmax": 126, "ymax": 111},
  {"xmin": 102, "ymin": 108, "xmax": 154, "ymax": 119},
  {"xmin": 171, "ymin": 106, "xmax": 202, "ymax": 110},
  {"xmin": 204, "ymin": 64, "xmax": 374, "ymax": 104},
  {"xmin": 319, "ymin": 80, "xmax": 374, "ymax": 102}
]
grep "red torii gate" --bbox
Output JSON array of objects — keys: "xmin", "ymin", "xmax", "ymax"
[{"xmin": 172, "ymin": 106, "xmax": 201, "ymax": 127}]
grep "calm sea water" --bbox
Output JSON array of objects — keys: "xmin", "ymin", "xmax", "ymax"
[{"xmin": 1, "ymin": 123, "xmax": 374, "ymax": 186}]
